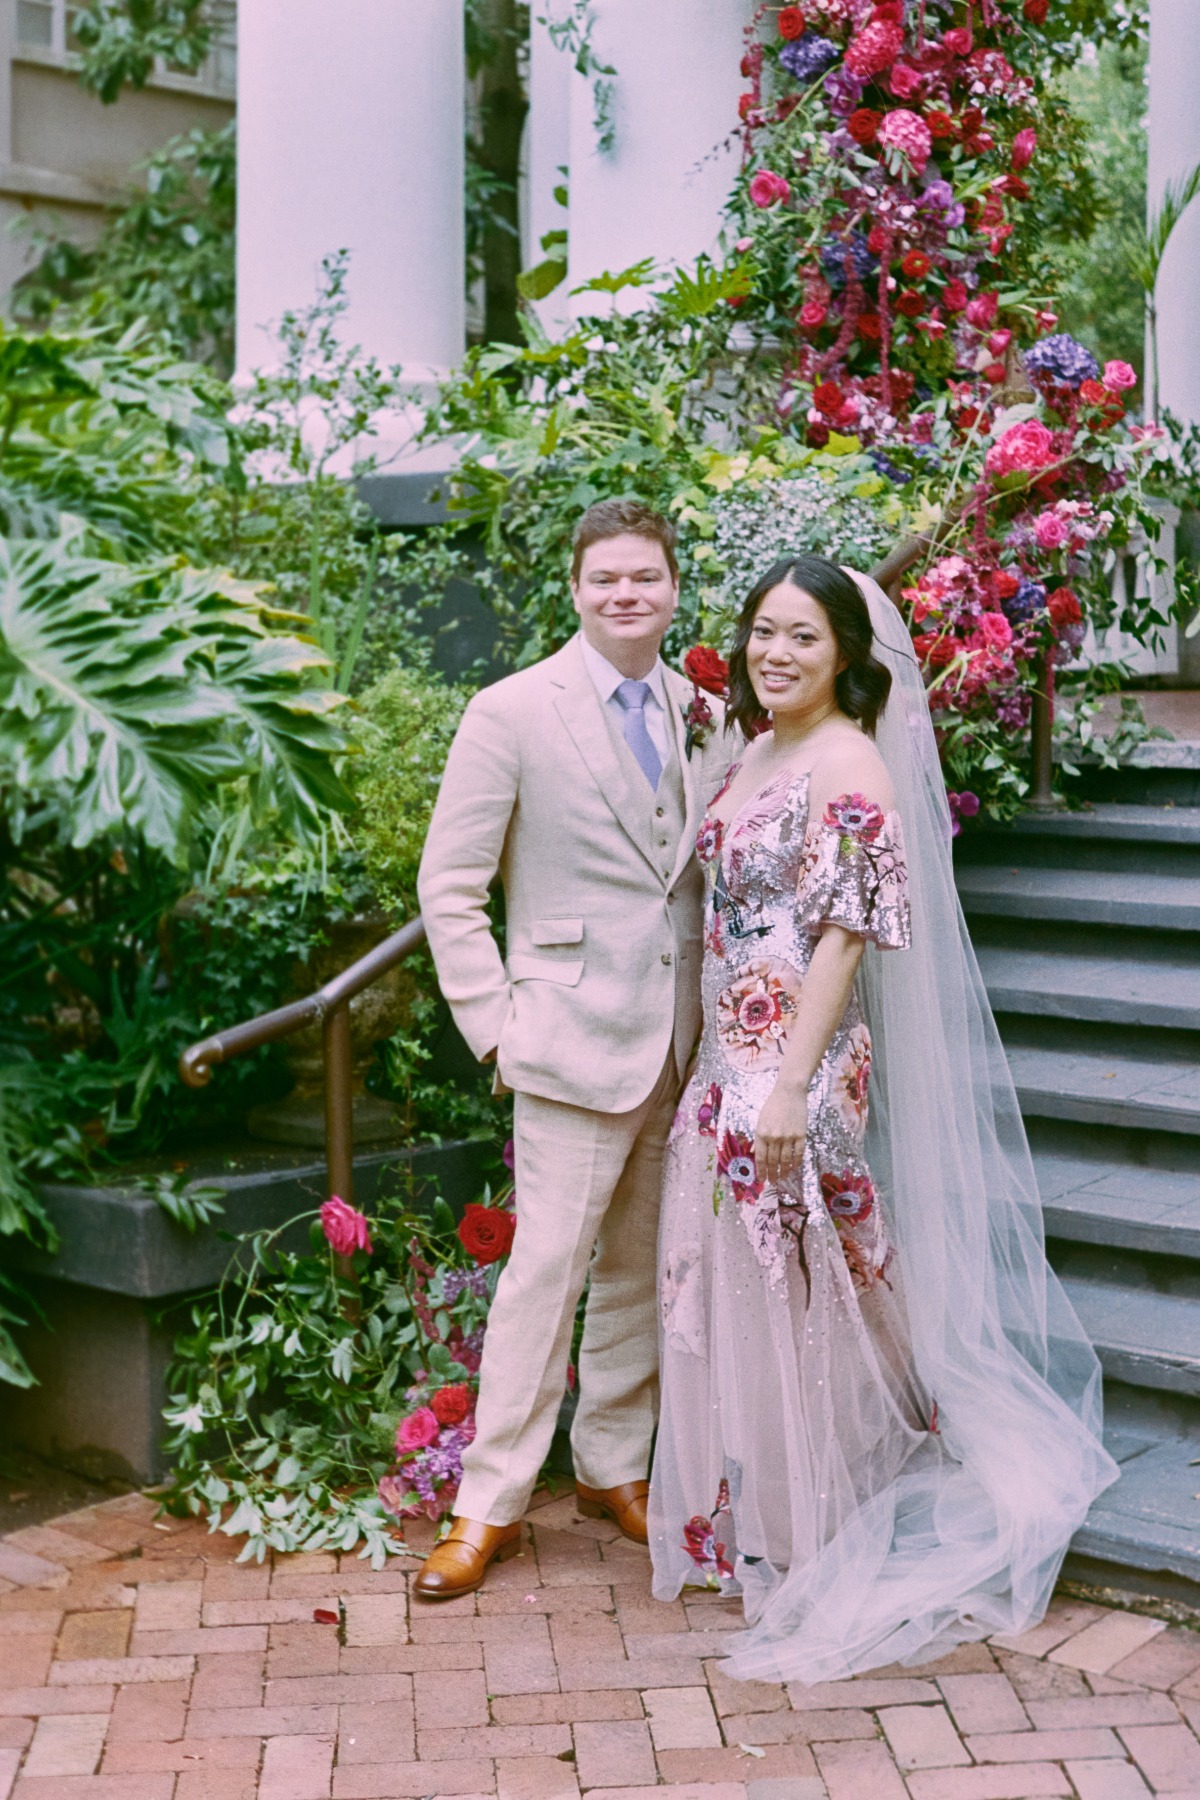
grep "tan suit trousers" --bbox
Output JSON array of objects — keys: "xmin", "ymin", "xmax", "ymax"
[{"xmin": 455, "ymin": 1054, "xmax": 680, "ymax": 1526}]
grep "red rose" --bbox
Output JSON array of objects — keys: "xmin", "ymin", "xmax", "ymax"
[
  {"xmin": 1079, "ymin": 379, "xmax": 1107, "ymax": 406},
  {"xmin": 778, "ymin": 6, "xmax": 806, "ymax": 39},
  {"xmin": 943, "ymin": 26, "xmax": 972, "ymax": 55},
  {"xmin": 926, "ymin": 110, "xmax": 955, "ymax": 139},
  {"xmin": 848, "ymin": 108, "xmax": 882, "ymax": 145},
  {"xmin": 942, "ymin": 279, "xmax": 969, "ymax": 313},
  {"xmin": 1047, "ymin": 587, "xmax": 1082, "ymax": 629},
  {"xmin": 430, "ymin": 1384, "xmax": 474, "ymax": 1428},
  {"xmin": 992, "ymin": 570, "xmax": 1021, "ymax": 600},
  {"xmin": 813, "ymin": 380, "xmax": 845, "ymax": 416},
  {"xmin": 457, "ymin": 1203, "xmax": 516, "ymax": 1265},
  {"xmin": 1023, "ymin": 0, "xmax": 1049, "ymax": 20},
  {"xmin": 984, "ymin": 361, "xmax": 1007, "ymax": 385},
  {"xmin": 738, "ymin": 92, "xmax": 757, "ymax": 120},
  {"xmin": 867, "ymin": 224, "xmax": 889, "ymax": 257},
  {"xmin": 961, "ymin": 107, "xmax": 984, "ymax": 135},
  {"xmin": 684, "ymin": 645, "xmax": 730, "ymax": 696},
  {"xmin": 901, "ymin": 250, "xmax": 931, "ymax": 280},
  {"xmin": 857, "ymin": 312, "xmax": 882, "ymax": 340},
  {"xmin": 1000, "ymin": 174, "xmax": 1030, "ymax": 201},
  {"xmin": 955, "ymin": 406, "xmax": 984, "ymax": 432},
  {"xmin": 896, "ymin": 290, "xmax": 925, "ymax": 318}
]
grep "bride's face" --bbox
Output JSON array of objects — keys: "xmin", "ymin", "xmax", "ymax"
[{"xmin": 746, "ymin": 581, "xmax": 846, "ymax": 720}]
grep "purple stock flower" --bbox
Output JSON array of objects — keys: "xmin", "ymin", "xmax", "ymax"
[
  {"xmin": 780, "ymin": 32, "xmax": 840, "ymax": 82},
  {"xmin": 994, "ymin": 688, "xmax": 1033, "ymax": 728},
  {"xmin": 824, "ymin": 65, "xmax": 864, "ymax": 115},
  {"xmin": 1023, "ymin": 333, "xmax": 1100, "ymax": 389},
  {"xmin": 441, "ymin": 1267, "xmax": 492, "ymax": 1303}
]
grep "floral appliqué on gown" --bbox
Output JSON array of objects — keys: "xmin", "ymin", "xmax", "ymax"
[{"xmin": 651, "ymin": 764, "xmax": 934, "ymax": 1601}]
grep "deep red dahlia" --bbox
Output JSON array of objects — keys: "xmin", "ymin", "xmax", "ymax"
[
  {"xmin": 925, "ymin": 110, "xmax": 955, "ymax": 139},
  {"xmin": 901, "ymin": 250, "xmax": 931, "ymax": 280}
]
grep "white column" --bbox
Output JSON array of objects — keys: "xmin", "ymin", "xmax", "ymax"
[
  {"xmin": 1148, "ymin": 0, "xmax": 1200, "ymax": 423},
  {"xmin": 565, "ymin": 0, "xmax": 754, "ymax": 311},
  {"xmin": 236, "ymin": 0, "xmax": 465, "ymax": 385}
]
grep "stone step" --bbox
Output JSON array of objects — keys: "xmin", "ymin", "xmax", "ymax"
[
  {"xmin": 1001, "ymin": 803, "xmax": 1200, "ymax": 847},
  {"xmin": 1035, "ymin": 1146, "xmax": 1200, "ymax": 1260},
  {"xmin": 1058, "ymin": 1267, "xmax": 1200, "ymax": 1399},
  {"xmin": 1075, "ymin": 1387, "xmax": 1200, "ymax": 1585},
  {"xmin": 976, "ymin": 943, "xmax": 1200, "ymax": 1031},
  {"xmin": 1007, "ymin": 1040, "xmax": 1200, "ymax": 1137},
  {"xmin": 958, "ymin": 864, "xmax": 1200, "ymax": 931}
]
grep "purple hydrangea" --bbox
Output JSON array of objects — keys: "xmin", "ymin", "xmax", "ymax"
[
  {"xmin": 1023, "ymin": 333, "xmax": 1100, "ymax": 389},
  {"xmin": 820, "ymin": 230, "xmax": 878, "ymax": 288},
  {"xmin": 780, "ymin": 32, "xmax": 840, "ymax": 83},
  {"xmin": 1004, "ymin": 578, "xmax": 1047, "ymax": 625},
  {"xmin": 824, "ymin": 65, "xmax": 864, "ymax": 116}
]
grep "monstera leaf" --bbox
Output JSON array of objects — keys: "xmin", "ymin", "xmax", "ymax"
[{"xmin": 0, "ymin": 531, "xmax": 352, "ymax": 859}]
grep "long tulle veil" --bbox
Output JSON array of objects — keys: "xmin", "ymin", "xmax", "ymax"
[{"xmin": 722, "ymin": 573, "xmax": 1118, "ymax": 1682}]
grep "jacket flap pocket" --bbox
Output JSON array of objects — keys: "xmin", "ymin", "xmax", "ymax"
[
  {"xmin": 531, "ymin": 917, "xmax": 584, "ymax": 946},
  {"xmin": 508, "ymin": 953, "xmax": 584, "ymax": 987}
]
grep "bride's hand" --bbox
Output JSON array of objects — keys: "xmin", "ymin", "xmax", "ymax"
[{"xmin": 754, "ymin": 1083, "xmax": 809, "ymax": 1188}]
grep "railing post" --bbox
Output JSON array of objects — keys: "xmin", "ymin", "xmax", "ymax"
[
  {"xmin": 323, "ymin": 1001, "xmax": 355, "ymax": 1205},
  {"xmin": 1027, "ymin": 651, "xmax": 1059, "ymax": 811}
]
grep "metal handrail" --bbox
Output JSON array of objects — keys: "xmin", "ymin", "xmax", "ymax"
[
  {"xmin": 177, "ymin": 545, "xmax": 1054, "ymax": 1197},
  {"xmin": 179, "ymin": 915, "xmax": 427, "ymax": 1206}
]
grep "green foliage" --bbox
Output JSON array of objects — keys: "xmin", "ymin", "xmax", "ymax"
[
  {"xmin": 140, "ymin": 1170, "xmax": 226, "ymax": 1233},
  {"xmin": 161, "ymin": 1179, "xmax": 502, "ymax": 1564},
  {"xmin": 0, "ymin": 534, "xmax": 351, "ymax": 861},
  {"xmin": 71, "ymin": 0, "xmax": 221, "ymax": 103},
  {"xmin": 16, "ymin": 125, "xmax": 236, "ymax": 372},
  {"xmin": 351, "ymin": 664, "xmax": 474, "ymax": 922},
  {"xmin": 1048, "ymin": 40, "xmax": 1149, "ymax": 385}
]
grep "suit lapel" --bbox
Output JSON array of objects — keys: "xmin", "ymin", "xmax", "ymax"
[
  {"xmin": 663, "ymin": 665, "xmax": 700, "ymax": 891},
  {"xmin": 550, "ymin": 636, "xmax": 660, "ymax": 872}
]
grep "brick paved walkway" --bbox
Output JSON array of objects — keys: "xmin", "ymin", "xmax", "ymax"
[{"xmin": 2, "ymin": 1488, "xmax": 1200, "ymax": 1798}]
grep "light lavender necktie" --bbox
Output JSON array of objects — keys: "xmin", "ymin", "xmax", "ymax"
[{"xmin": 615, "ymin": 679, "xmax": 662, "ymax": 790}]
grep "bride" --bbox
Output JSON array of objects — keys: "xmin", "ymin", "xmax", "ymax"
[{"xmin": 649, "ymin": 553, "xmax": 1117, "ymax": 1683}]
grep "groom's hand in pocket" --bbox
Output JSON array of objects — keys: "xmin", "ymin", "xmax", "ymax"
[{"xmin": 755, "ymin": 1083, "xmax": 809, "ymax": 1187}]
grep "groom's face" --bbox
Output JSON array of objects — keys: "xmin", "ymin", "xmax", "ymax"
[{"xmin": 570, "ymin": 533, "xmax": 679, "ymax": 664}]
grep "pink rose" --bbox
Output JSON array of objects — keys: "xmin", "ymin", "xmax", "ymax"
[
  {"xmin": 1034, "ymin": 511, "xmax": 1069, "ymax": 550},
  {"xmin": 942, "ymin": 26, "xmax": 972, "ymax": 55},
  {"xmin": 800, "ymin": 300, "xmax": 828, "ymax": 330},
  {"xmin": 395, "ymin": 1407, "xmax": 440, "ymax": 1454},
  {"xmin": 1104, "ymin": 360, "xmax": 1137, "ymax": 391},
  {"xmin": 988, "ymin": 329, "xmax": 1013, "ymax": 356},
  {"xmin": 320, "ymin": 1196, "xmax": 372, "ymax": 1257},
  {"xmin": 985, "ymin": 419, "xmax": 1057, "ymax": 479},
  {"xmin": 1011, "ymin": 127, "xmax": 1038, "ymax": 172},
  {"xmin": 889, "ymin": 62, "xmax": 921, "ymax": 99},
  {"xmin": 943, "ymin": 279, "xmax": 969, "ymax": 313},
  {"xmin": 878, "ymin": 109, "xmax": 933, "ymax": 175},
  {"xmin": 749, "ymin": 169, "xmax": 791, "ymax": 208},
  {"xmin": 735, "ymin": 235, "xmax": 754, "ymax": 253},
  {"xmin": 965, "ymin": 291, "xmax": 999, "ymax": 329},
  {"xmin": 976, "ymin": 612, "xmax": 1013, "ymax": 650}
]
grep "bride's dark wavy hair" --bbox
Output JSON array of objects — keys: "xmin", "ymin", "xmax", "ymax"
[{"xmin": 726, "ymin": 555, "xmax": 892, "ymax": 739}]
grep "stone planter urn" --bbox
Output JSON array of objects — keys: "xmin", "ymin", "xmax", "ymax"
[{"xmin": 246, "ymin": 910, "xmax": 418, "ymax": 1148}]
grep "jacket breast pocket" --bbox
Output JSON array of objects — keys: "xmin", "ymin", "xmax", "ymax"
[
  {"xmin": 530, "ymin": 917, "xmax": 584, "ymax": 946},
  {"xmin": 508, "ymin": 953, "xmax": 584, "ymax": 987}
]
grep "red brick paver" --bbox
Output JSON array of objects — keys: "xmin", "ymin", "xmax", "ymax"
[{"xmin": 0, "ymin": 1491, "xmax": 1197, "ymax": 1797}]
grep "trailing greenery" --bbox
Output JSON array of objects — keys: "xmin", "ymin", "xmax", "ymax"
[{"xmin": 161, "ymin": 1177, "xmax": 505, "ymax": 1564}]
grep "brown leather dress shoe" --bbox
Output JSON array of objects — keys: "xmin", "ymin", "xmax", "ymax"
[
  {"xmin": 575, "ymin": 1480, "xmax": 650, "ymax": 1544},
  {"xmin": 412, "ymin": 1517, "xmax": 523, "ymax": 1601}
]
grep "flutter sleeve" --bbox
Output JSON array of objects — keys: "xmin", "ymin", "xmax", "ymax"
[{"xmin": 795, "ymin": 791, "xmax": 912, "ymax": 950}]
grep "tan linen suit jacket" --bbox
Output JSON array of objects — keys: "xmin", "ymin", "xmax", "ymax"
[{"xmin": 417, "ymin": 633, "xmax": 732, "ymax": 1114}]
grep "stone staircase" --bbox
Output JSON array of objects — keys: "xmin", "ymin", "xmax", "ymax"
[{"xmin": 955, "ymin": 798, "xmax": 1200, "ymax": 1595}]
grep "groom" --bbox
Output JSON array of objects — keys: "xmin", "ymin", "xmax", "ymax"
[{"xmin": 415, "ymin": 497, "xmax": 729, "ymax": 1598}]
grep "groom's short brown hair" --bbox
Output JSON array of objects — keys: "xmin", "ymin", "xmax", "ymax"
[{"xmin": 571, "ymin": 497, "xmax": 679, "ymax": 583}]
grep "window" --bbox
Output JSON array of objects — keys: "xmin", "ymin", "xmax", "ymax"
[{"xmin": 15, "ymin": 0, "xmax": 236, "ymax": 98}]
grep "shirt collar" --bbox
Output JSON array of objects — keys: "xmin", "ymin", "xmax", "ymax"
[{"xmin": 579, "ymin": 632, "xmax": 668, "ymax": 708}]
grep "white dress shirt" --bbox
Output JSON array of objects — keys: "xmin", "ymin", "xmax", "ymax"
[{"xmin": 579, "ymin": 634, "xmax": 673, "ymax": 767}]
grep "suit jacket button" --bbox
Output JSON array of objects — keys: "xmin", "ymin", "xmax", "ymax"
[
  {"xmin": 661, "ymin": 952, "xmax": 672, "ymax": 965},
  {"xmin": 656, "ymin": 806, "xmax": 666, "ymax": 817}
]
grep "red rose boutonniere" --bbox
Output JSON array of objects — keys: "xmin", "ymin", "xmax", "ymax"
[{"xmin": 682, "ymin": 646, "xmax": 729, "ymax": 759}]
